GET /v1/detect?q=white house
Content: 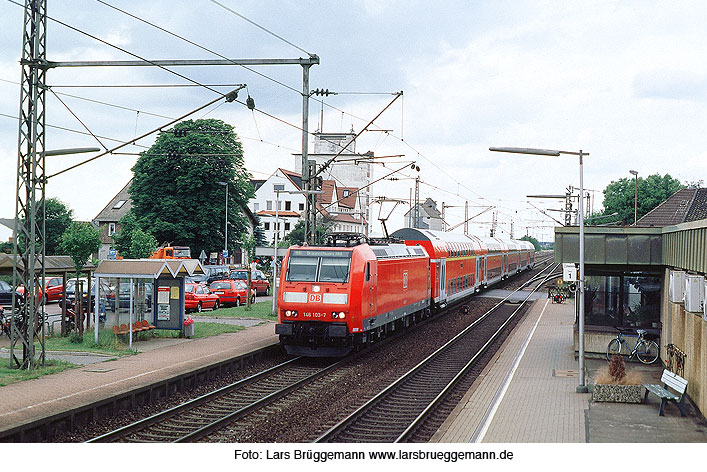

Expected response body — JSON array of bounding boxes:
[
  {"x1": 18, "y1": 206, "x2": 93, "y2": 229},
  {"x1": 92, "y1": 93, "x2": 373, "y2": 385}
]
[
  {"x1": 252, "y1": 168, "x2": 367, "y2": 244},
  {"x1": 252, "y1": 169, "x2": 306, "y2": 245}
]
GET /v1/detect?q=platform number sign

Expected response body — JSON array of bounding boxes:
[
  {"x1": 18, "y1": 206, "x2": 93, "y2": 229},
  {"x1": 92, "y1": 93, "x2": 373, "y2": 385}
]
[{"x1": 403, "y1": 271, "x2": 408, "y2": 289}]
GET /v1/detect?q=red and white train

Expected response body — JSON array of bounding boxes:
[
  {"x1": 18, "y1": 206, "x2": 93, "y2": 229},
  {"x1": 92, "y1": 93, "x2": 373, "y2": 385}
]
[{"x1": 275, "y1": 228, "x2": 535, "y2": 356}]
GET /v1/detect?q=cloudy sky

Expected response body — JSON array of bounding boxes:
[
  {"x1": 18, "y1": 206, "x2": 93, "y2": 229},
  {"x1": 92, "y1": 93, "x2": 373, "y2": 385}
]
[{"x1": 1, "y1": 0, "x2": 706, "y2": 243}]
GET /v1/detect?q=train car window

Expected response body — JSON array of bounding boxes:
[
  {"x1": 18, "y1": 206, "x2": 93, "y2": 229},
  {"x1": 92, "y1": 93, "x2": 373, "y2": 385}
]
[
  {"x1": 287, "y1": 254, "x2": 319, "y2": 281},
  {"x1": 320, "y1": 256, "x2": 351, "y2": 283},
  {"x1": 365, "y1": 262, "x2": 370, "y2": 282}
]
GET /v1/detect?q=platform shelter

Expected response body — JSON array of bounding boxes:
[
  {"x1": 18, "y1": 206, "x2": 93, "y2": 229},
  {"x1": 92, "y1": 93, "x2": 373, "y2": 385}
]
[{"x1": 92, "y1": 259, "x2": 205, "y2": 348}]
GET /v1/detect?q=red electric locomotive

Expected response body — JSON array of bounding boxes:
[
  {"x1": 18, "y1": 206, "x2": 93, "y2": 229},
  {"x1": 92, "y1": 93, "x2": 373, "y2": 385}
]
[
  {"x1": 276, "y1": 237, "x2": 430, "y2": 356},
  {"x1": 276, "y1": 230, "x2": 535, "y2": 357}
]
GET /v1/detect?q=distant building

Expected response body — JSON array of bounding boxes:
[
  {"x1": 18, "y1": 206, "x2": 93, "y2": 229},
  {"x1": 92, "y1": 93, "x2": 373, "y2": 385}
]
[
  {"x1": 93, "y1": 180, "x2": 132, "y2": 260},
  {"x1": 404, "y1": 198, "x2": 443, "y2": 231},
  {"x1": 94, "y1": 180, "x2": 256, "y2": 263},
  {"x1": 293, "y1": 131, "x2": 371, "y2": 235},
  {"x1": 635, "y1": 188, "x2": 707, "y2": 227},
  {"x1": 251, "y1": 168, "x2": 367, "y2": 244}
]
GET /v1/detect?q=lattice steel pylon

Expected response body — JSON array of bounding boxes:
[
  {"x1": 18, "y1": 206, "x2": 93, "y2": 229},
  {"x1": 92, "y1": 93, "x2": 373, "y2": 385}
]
[{"x1": 11, "y1": 0, "x2": 48, "y2": 369}]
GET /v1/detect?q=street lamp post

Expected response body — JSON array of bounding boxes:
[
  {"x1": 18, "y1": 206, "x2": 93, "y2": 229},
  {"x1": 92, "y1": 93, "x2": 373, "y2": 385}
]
[
  {"x1": 218, "y1": 181, "x2": 229, "y2": 263},
  {"x1": 629, "y1": 170, "x2": 638, "y2": 225},
  {"x1": 490, "y1": 146, "x2": 589, "y2": 393}
]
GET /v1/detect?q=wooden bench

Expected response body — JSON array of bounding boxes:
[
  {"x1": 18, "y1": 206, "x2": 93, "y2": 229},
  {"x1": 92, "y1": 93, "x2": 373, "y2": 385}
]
[{"x1": 643, "y1": 369, "x2": 688, "y2": 416}]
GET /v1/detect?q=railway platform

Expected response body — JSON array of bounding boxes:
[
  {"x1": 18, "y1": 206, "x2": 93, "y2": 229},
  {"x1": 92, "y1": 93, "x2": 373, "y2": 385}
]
[
  {"x1": 434, "y1": 295, "x2": 707, "y2": 443},
  {"x1": 1, "y1": 296, "x2": 706, "y2": 443},
  {"x1": 0, "y1": 320, "x2": 279, "y2": 440}
]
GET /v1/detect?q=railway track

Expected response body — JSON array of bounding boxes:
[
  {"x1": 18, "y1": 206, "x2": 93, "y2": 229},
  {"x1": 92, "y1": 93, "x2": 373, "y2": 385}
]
[
  {"x1": 315, "y1": 261, "x2": 559, "y2": 443},
  {"x1": 86, "y1": 356, "x2": 344, "y2": 443},
  {"x1": 88, "y1": 257, "x2": 557, "y2": 443}
]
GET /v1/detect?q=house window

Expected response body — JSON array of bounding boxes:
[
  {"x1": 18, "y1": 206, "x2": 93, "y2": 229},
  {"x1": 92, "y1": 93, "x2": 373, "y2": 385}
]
[
  {"x1": 299, "y1": 203, "x2": 305, "y2": 211},
  {"x1": 108, "y1": 223, "x2": 116, "y2": 236},
  {"x1": 285, "y1": 201, "x2": 291, "y2": 211},
  {"x1": 264, "y1": 222, "x2": 270, "y2": 230},
  {"x1": 285, "y1": 222, "x2": 291, "y2": 231},
  {"x1": 112, "y1": 200, "x2": 126, "y2": 209},
  {"x1": 253, "y1": 203, "x2": 260, "y2": 212},
  {"x1": 266, "y1": 200, "x2": 273, "y2": 210}
]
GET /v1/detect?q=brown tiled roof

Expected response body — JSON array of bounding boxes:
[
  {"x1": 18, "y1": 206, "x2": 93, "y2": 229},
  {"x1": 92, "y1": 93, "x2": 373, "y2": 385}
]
[
  {"x1": 635, "y1": 188, "x2": 702, "y2": 227},
  {"x1": 685, "y1": 188, "x2": 707, "y2": 222}
]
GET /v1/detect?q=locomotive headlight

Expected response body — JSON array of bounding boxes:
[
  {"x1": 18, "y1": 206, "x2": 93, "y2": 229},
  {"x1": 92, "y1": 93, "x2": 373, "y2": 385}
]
[
  {"x1": 285, "y1": 310, "x2": 292, "y2": 317},
  {"x1": 338, "y1": 312, "x2": 346, "y2": 319}
]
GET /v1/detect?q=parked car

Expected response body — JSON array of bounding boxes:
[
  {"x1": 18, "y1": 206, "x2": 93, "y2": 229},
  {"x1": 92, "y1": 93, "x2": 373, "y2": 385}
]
[
  {"x1": 184, "y1": 283, "x2": 219, "y2": 313},
  {"x1": 209, "y1": 279, "x2": 256, "y2": 307},
  {"x1": 59, "y1": 278, "x2": 115, "y2": 312},
  {"x1": 0, "y1": 280, "x2": 22, "y2": 307},
  {"x1": 228, "y1": 269, "x2": 270, "y2": 296},
  {"x1": 204, "y1": 265, "x2": 231, "y2": 284},
  {"x1": 118, "y1": 282, "x2": 153, "y2": 309},
  {"x1": 42, "y1": 276, "x2": 64, "y2": 302}
]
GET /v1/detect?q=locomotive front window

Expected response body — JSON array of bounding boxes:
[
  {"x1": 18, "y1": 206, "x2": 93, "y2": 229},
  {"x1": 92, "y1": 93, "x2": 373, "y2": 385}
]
[
  {"x1": 287, "y1": 255, "x2": 319, "y2": 281},
  {"x1": 319, "y1": 256, "x2": 351, "y2": 283},
  {"x1": 286, "y1": 250, "x2": 352, "y2": 283}
]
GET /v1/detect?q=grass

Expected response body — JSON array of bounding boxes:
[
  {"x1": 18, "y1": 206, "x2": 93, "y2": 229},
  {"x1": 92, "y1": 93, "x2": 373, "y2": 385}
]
[
  {"x1": 0, "y1": 300, "x2": 274, "y2": 385},
  {"x1": 0, "y1": 359, "x2": 75, "y2": 387},
  {"x1": 193, "y1": 299, "x2": 277, "y2": 321}
]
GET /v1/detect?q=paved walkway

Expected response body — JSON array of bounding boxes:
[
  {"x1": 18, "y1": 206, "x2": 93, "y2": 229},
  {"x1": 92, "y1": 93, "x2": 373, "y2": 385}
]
[
  {"x1": 433, "y1": 297, "x2": 707, "y2": 443},
  {"x1": 0, "y1": 321, "x2": 279, "y2": 436}
]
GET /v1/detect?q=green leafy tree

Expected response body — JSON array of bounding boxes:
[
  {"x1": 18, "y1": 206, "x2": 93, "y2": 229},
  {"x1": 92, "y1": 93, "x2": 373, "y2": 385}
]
[
  {"x1": 112, "y1": 211, "x2": 157, "y2": 258},
  {"x1": 129, "y1": 228, "x2": 158, "y2": 259},
  {"x1": 129, "y1": 119, "x2": 254, "y2": 258},
  {"x1": 60, "y1": 222, "x2": 101, "y2": 275},
  {"x1": 13, "y1": 198, "x2": 73, "y2": 255},
  {"x1": 520, "y1": 235, "x2": 541, "y2": 251},
  {"x1": 596, "y1": 173, "x2": 684, "y2": 225},
  {"x1": 281, "y1": 218, "x2": 334, "y2": 246},
  {"x1": 43, "y1": 198, "x2": 74, "y2": 255}
]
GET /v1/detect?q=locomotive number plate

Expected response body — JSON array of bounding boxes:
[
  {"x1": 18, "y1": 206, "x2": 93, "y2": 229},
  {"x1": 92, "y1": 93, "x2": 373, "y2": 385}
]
[{"x1": 303, "y1": 312, "x2": 326, "y2": 318}]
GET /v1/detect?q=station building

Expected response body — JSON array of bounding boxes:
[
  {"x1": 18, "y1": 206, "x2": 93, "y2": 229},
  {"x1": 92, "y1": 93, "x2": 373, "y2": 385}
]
[{"x1": 555, "y1": 188, "x2": 707, "y2": 414}]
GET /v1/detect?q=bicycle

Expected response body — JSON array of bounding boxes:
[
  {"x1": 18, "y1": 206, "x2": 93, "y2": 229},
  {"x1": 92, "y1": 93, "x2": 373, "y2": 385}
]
[{"x1": 606, "y1": 327, "x2": 659, "y2": 364}]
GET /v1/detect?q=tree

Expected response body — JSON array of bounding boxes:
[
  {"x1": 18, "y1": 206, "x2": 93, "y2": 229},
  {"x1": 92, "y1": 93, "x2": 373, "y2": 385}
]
[
  {"x1": 60, "y1": 222, "x2": 100, "y2": 275},
  {"x1": 129, "y1": 119, "x2": 254, "y2": 258},
  {"x1": 13, "y1": 198, "x2": 73, "y2": 255},
  {"x1": 60, "y1": 222, "x2": 100, "y2": 337},
  {"x1": 281, "y1": 217, "x2": 334, "y2": 246},
  {"x1": 112, "y1": 211, "x2": 157, "y2": 258},
  {"x1": 43, "y1": 198, "x2": 74, "y2": 255},
  {"x1": 520, "y1": 235, "x2": 540, "y2": 251},
  {"x1": 129, "y1": 228, "x2": 158, "y2": 259},
  {"x1": 596, "y1": 173, "x2": 683, "y2": 225}
]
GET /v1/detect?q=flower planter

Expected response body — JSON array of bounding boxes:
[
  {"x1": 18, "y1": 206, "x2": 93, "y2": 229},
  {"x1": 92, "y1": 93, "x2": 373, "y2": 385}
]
[{"x1": 592, "y1": 383, "x2": 644, "y2": 403}]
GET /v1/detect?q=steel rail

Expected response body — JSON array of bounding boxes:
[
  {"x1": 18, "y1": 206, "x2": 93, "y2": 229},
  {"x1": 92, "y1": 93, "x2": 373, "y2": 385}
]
[
  {"x1": 394, "y1": 263, "x2": 560, "y2": 442},
  {"x1": 86, "y1": 356, "x2": 324, "y2": 443},
  {"x1": 315, "y1": 261, "x2": 559, "y2": 443}
]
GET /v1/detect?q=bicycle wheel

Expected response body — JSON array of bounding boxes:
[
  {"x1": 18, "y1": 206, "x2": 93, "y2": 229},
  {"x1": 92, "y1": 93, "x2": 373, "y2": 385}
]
[
  {"x1": 636, "y1": 340, "x2": 659, "y2": 364},
  {"x1": 606, "y1": 338, "x2": 622, "y2": 361}
]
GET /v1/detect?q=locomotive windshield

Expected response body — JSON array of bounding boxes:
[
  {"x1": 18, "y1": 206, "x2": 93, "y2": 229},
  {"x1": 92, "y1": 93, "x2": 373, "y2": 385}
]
[{"x1": 287, "y1": 250, "x2": 352, "y2": 283}]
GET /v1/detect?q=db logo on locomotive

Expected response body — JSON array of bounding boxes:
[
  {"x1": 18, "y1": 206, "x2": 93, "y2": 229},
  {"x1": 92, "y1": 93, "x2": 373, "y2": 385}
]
[{"x1": 308, "y1": 293, "x2": 322, "y2": 303}]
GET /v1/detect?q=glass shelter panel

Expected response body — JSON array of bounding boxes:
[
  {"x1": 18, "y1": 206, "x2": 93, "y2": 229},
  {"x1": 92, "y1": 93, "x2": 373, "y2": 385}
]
[{"x1": 584, "y1": 271, "x2": 661, "y2": 329}]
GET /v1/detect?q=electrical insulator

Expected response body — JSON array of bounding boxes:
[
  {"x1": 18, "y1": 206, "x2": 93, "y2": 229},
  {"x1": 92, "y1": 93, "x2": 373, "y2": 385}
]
[{"x1": 246, "y1": 96, "x2": 255, "y2": 110}]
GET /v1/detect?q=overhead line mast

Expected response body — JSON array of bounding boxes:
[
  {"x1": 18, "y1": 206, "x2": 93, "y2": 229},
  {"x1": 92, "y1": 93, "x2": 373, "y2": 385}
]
[{"x1": 11, "y1": 0, "x2": 319, "y2": 368}]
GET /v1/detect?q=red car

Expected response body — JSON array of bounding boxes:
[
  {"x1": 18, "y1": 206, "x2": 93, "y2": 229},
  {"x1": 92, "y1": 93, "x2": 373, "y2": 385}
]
[
  {"x1": 42, "y1": 277, "x2": 64, "y2": 302},
  {"x1": 209, "y1": 280, "x2": 256, "y2": 307},
  {"x1": 184, "y1": 283, "x2": 220, "y2": 313}
]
